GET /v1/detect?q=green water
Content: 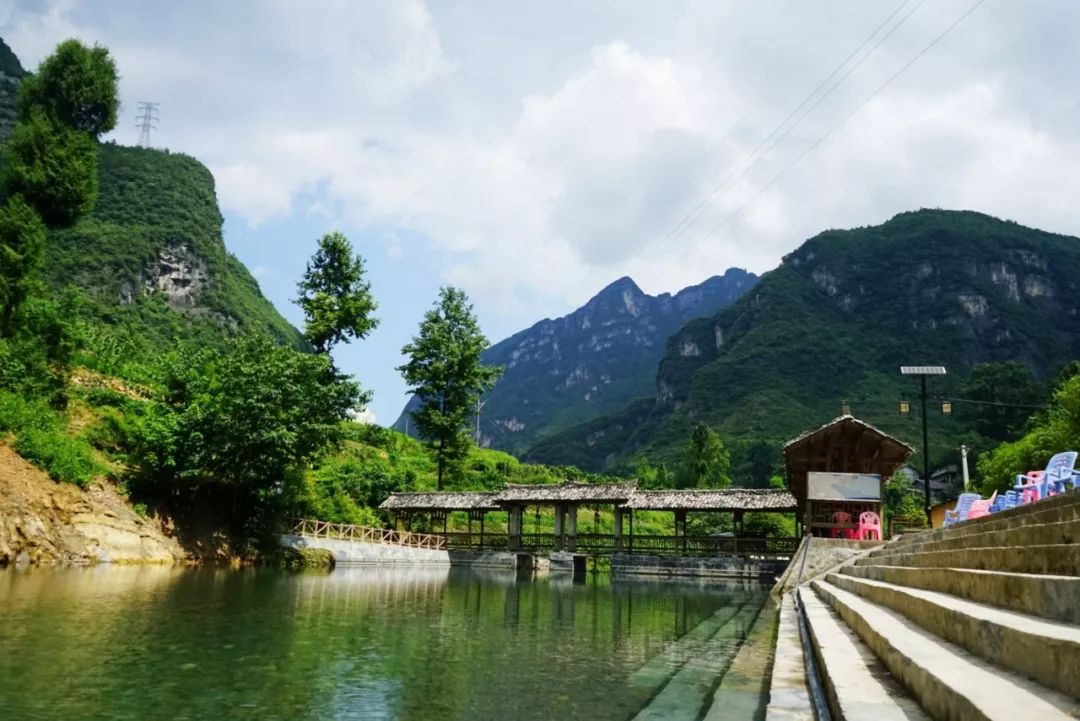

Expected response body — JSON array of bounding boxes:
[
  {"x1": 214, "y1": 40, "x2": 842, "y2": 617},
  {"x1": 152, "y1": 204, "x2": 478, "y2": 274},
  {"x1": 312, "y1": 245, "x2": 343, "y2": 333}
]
[{"x1": 0, "y1": 566, "x2": 768, "y2": 721}]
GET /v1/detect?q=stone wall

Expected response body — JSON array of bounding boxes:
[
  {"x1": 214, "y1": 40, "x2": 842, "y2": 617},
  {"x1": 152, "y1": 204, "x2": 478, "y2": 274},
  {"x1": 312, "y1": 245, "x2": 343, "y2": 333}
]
[{"x1": 611, "y1": 552, "x2": 787, "y2": 579}]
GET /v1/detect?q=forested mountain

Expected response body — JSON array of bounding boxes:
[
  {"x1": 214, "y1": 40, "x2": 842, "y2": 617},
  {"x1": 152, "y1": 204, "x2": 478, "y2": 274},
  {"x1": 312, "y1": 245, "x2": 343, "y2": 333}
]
[
  {"x1": 0, "y1": 38, "x2": 301, "y2": 357},
  {"x1": 528, "y1": 210, "x2": 1080, "y2": 471},
  {"x1": 393, "y1": 269, "x2": 757, "y2": 454}
]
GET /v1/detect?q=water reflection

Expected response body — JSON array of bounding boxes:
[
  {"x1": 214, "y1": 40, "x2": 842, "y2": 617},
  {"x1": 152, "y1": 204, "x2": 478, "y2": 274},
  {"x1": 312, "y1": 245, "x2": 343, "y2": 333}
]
[{"x1": 0, "y1": 566, "x2": 768, "y2": 721}]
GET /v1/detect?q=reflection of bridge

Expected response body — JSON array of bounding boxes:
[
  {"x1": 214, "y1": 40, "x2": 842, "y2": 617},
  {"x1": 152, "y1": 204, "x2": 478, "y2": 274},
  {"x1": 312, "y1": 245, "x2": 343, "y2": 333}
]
[{"x1": 377, "y1": 483, "x2": 801, "y2": 558}]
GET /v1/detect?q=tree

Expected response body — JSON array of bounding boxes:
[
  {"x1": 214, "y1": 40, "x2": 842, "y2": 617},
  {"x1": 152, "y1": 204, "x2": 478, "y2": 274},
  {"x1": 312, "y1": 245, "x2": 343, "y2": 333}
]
[
  {"x1": 16, "y1": 39, "x2": 119, "y2": 137},
  {"x1": 677, "y1": 422, "x2": 732, "y2": 489},
  {"x1": 128, "y1": 335, "x2": 365, "y2": 527},
  {"x1": 398, "y1": 287, "x2": 502, "y2": 489},
  {"x1": 295, "y1": 231, "x2": 378, "y2": 353},
  {"x1": 0, "y1": 195, "x2": 47, "y2": 336},
  {"x1": 1, "y1": 110, "x2": 98, "y2": 228},
  {"x1": 0, "y1": 39, "x2": 117, "y2": 337}
]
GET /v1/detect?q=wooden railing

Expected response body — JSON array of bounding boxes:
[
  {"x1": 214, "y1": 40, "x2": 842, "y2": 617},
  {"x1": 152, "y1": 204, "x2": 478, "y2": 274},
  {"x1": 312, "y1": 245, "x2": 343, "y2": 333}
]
[
  {"x1": 291, "y1": 519, "x2": 446, "y2": 550},
  {"x1": 433, "y1": 529, "x2": 799, "y2": 557}
]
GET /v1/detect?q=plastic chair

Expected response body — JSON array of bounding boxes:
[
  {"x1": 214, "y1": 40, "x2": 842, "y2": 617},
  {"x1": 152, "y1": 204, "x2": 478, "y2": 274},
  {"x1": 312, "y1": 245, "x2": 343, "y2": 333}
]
[
  {"x1": 856, "y1": 511, "x2": 882, "y2": 541},
  {"x1": 1015, "y1": 451, "x2": 1080, "y2": 501},
  {"x1": 966, "y1": 491, "x2": 997, "y2": 520},
  {"x1": 1015, "y1": 472, "x2": 1044, "y2": 504},
  {"x1": 943, "y1": 493, "x2": 980, "y2": 527},
  {"x1": 830, "y1": 511, "x2": 853, "y2": 539}
]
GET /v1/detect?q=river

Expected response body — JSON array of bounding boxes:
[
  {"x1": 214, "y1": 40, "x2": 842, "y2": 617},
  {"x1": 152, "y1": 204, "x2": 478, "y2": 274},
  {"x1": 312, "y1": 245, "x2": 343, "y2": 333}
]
[{"x1": 0, "y1": 566, "x2": 770, "y2": 720}]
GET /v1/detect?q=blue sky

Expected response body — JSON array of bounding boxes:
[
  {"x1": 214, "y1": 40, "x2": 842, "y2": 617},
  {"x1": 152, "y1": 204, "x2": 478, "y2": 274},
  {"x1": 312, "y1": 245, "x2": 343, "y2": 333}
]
[{"x1": 4, "y1": 0, "x2": 1080, "y2": 424}]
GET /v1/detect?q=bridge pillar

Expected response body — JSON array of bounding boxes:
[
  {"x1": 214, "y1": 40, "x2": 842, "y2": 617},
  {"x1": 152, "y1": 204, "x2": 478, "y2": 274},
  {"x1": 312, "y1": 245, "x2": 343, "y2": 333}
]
[
  {"x1": 675, "y1": 509, "x2": 687, "y2": 554},
  {"x1": 614, "y1": 506, "x2": 624, "y2": 551},
  {"x1": 566, "y1": 505, "x2": 578, "y2": 552},
  {"x1": 553, "y1": 504, "x2": 565, "y2": 550},
  {"x1": 509, "y1": 506, "x2": 523, "y2": 550}
]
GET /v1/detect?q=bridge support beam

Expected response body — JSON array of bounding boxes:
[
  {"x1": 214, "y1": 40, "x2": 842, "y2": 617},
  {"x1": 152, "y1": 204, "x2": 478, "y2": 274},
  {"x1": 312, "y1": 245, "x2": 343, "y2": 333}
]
[
  {"x1": 566, "y1": 505, "x2": 577, "y2": 552},
  {"x1": 614, "y1": 506, "x2": 624, "y2": 551},
  {"x1": 554, "y1": 504, "x2": 565, "y2": 550},
  {"x1": 508, "y1": 506, "x2": 523, "y2": 550}
]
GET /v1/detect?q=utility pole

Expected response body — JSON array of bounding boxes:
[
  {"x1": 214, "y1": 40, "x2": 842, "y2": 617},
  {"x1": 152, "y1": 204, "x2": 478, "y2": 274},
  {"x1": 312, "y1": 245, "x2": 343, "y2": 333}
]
[
  {"x1": 474, "y1": 398, "x2": 486, "y2": 445},
  {"x1": 900, "y1": 366, "x2": 947, "y2": 524},
  {"x1": 960, "y1": 444, "x2": 970, "y2": 492},
  {"x1": 135, "y1": 101, "x2": 160, "y2": 147}
]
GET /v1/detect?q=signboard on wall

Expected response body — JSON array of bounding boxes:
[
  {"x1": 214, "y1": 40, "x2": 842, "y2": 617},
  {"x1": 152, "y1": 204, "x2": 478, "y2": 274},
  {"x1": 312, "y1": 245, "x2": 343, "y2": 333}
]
[{"x1": 807, "y1": 472, "x2": 881, "y2": 501}]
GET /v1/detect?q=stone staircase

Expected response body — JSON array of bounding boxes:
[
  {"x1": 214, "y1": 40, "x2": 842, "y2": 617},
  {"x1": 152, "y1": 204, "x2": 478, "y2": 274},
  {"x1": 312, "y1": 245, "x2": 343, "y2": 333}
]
[{"x1": 797, "y1": 490, "x2": 1080, "y2": 720}]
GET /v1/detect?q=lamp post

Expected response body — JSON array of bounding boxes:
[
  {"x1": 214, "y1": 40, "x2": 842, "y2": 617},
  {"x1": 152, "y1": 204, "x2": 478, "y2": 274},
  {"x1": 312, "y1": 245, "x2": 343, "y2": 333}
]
[{"x1": 900, "y1": 366, "x2": 947, "y2": 523}]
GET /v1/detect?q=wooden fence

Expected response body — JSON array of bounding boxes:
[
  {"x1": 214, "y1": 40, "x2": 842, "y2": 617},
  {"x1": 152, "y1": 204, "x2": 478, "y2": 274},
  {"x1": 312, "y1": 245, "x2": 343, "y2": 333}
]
[{"x1": 291, "y1": 519, "x2": 446, "y2": 550}]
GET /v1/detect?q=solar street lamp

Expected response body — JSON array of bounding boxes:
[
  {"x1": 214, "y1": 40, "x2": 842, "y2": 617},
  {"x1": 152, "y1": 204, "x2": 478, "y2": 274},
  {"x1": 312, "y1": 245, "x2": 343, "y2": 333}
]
[{"x1": 901, "y1": 366, "x2": 947, "y2": 523}]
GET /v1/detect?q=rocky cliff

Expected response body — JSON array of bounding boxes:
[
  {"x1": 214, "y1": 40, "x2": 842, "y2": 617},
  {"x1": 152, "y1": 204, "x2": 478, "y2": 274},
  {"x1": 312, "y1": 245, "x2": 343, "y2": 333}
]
[{"x1": 528, "y1": 209, "x2": 1080, "y2": 471}]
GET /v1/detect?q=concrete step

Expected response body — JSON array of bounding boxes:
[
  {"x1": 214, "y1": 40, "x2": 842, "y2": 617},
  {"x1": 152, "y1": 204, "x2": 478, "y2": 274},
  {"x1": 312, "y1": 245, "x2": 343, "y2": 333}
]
[
  {"x1": 629, "y1": 598, "x2": 748, "y2": 690},
  {"x1": 704, "y1": 597, "x2": 779, "y2": 721},
  {"x1": 826, "y1": 572, "x2": 1080, "y2": 700},
  {"x1": 801, "y1": 587, "x2": 931, "y2": 720},
  {"x1": 856, "y1": 543, "x2": 1080, "y2": 575},
  {"x1": 884, "y1": 519, "x2": 1080, "y2": 557},
  {"x1": 764, "y1": 594, "x2": 813, "y2": 721},
  {"x1": 885, "y1": 491, "x2": 1080, "y2": 551},
  {"x1": 811, "y1": 579, "x2": 1079, "y2": 720},
  {"x1": 841, "y1": 564, "x2": 1080, "y2": 625},
  {"x1": 633, "y1": 601, "x2": 762, "y2": 721}
]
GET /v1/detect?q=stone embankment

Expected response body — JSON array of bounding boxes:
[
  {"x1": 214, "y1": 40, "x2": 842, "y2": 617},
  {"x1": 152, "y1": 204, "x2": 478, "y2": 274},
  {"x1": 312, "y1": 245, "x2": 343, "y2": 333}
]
[
  {"x1": 0, "y1": 444, "x2": 183, "y2": 566},
  {"x1": 769, "y1": 490, "x2": 1080, "y2": 720}
]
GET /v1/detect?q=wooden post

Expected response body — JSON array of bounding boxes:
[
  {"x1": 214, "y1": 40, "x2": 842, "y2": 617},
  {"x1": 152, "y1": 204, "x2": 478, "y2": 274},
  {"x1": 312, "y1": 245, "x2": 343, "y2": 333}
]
[
  {"x1": 554, "y1": 503, "x2": 565, "y2": 551},
  {"x1": 613, "y1": 506, "x2": 623, "y2": 552},
  {"x1": 675, "y1": 509, "x2": 687, "y2": 555},
  {"x1": 628, "y1": 510, "x2": 634, "y2": 553},
  {"x1": 566, "y1": 504, "x2": 577, "y2": 552},
  {"x1": 479, "y1": 513, "x2": 485, "y2": 550}
]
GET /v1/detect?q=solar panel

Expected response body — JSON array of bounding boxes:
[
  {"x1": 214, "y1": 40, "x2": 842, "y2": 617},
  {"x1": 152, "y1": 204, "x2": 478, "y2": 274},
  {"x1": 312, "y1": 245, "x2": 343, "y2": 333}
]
[{"x1": 900, "y1": 366, "x2": 947, "y2": 375}]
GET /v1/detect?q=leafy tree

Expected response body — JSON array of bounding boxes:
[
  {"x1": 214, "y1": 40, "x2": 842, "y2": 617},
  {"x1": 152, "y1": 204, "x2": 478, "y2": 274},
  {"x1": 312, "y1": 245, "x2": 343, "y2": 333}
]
[
  {"x1": 677, "y1": 422, "x2": 731, "y2": 489},
  {"x1": 16, "y1": 39, "x2": 119, "y2": 137},
  {"x1": 398, "y1": 287, "x2": 502, "y2": 489},
  {"x1": 730, "y1": 438, "x2": 781, "y2": 488},
  {"x1": 960, "y1": 362, "x2": 1047, "y2": 442},
  {"x1": 295, "y1": 231, "x2": 378, "y2": 353},
  {"x1": 0, "y1": 195, "x2": 46, "y2": 335},
  {"x1": 128, "y1": 336, "x2": 364, "y2": 526}
]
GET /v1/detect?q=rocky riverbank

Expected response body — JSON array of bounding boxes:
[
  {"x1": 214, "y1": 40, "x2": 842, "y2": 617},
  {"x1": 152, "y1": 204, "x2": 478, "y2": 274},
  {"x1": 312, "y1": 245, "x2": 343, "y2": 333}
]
[{"x1": 0, "y1": 444, "x2": 184, "y2": 566}]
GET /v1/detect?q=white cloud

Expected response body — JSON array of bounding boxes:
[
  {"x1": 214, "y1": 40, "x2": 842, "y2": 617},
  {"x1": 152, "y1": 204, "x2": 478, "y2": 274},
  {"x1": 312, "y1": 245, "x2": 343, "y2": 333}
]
[{"x1": 4, "y1": 0, "x2": 1080, "y2": 314}]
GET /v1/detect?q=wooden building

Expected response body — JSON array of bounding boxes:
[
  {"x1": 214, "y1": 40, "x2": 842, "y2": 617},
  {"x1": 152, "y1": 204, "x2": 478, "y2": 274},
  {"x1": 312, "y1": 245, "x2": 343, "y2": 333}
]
[{"x1": 783, "y1": 415, "x2": 914, "y2": 537}]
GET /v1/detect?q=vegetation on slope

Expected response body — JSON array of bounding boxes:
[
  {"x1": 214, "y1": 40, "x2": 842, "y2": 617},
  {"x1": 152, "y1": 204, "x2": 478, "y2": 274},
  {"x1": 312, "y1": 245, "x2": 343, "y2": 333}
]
[{"x1": 531, "y1": 210, "x2": 1080, "y2": 478}]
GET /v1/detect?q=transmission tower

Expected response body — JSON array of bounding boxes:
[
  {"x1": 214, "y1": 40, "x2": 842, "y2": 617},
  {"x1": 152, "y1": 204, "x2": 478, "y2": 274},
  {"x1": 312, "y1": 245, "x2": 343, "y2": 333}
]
[{"x1": 135, "y1": 101, "x2": 160, "y2": 147}]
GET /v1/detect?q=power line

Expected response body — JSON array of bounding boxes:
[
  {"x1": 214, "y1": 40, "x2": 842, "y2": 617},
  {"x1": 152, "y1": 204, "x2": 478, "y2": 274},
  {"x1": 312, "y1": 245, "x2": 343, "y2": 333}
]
[
  {"x1": 645, "y1": 0, "x2": 922, "y2": 260},
  {"x1": 674, "y1": 0, "x2": 987, "y2": 264},
  {"x1": 135, "y1": 101, "x2": 160, "y2": 147},
  {"x1": 935, "y1": 395, "x2": 1048, "y2": 411}
]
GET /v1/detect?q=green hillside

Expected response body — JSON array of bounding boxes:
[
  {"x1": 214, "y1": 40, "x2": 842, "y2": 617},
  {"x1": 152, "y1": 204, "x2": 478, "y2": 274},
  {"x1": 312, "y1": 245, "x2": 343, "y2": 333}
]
[
  {"x1": 528, "y1": 209, "x2": 1080, "y2": 472},
  {"x1": 45, "y1": 142, "x2": 303, "y2": 354}
]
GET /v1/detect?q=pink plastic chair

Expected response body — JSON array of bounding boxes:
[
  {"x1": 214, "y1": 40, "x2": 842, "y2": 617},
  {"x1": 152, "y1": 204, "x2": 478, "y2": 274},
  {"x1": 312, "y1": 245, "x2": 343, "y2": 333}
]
[
  {"x1": 857, "y1": 511, "x2": 882, "y2": 541},
  {"x1": 1017, "y1": 472, "x2": 1044, "y2": 504},
  {"x1": 966, "y1": 491, "x2": 998, "y2": 520},
  {"x1": 831, "y1": 511, "x2": 854, "y2": 539}
]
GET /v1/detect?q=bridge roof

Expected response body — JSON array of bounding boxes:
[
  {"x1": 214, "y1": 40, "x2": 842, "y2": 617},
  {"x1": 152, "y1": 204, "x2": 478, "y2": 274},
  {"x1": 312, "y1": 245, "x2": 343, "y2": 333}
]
[
  {"x1": 623, "y1": 487, "x2": 798, "y2": 511},
  {"x1": 379, "y1": 492, "x2": 500, "y2": 511},
  {"x1": 492, "y1": 482, "x2": 637, "y2": 504}
]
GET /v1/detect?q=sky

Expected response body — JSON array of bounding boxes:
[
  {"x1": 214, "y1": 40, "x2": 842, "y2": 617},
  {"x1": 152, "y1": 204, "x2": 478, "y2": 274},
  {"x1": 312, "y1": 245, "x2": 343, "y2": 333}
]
[{"x1": 2, "y1": 0, "x2": 1079, "y2": 425}]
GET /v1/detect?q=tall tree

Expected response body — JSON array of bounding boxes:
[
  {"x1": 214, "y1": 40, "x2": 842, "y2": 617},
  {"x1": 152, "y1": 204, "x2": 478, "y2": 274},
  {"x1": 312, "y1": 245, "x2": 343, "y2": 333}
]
[
  {"x1": 295, "y1": 231, "x2": 378, "y2": 354},
  {"x1": 398, "y1": 287, "x2": 502, "y2": 489},
  {"x1": 677, "y1": 422, "x2": 732, "y2": 489},
  {"x1": 0, "y1": 38, "x2": 117, "y2": 336}
]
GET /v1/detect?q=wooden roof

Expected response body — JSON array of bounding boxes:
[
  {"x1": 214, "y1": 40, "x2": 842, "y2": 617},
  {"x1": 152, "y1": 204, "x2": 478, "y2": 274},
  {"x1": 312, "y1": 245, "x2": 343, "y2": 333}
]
[
  {"x1": 492, "y1": 482, "x2": 637, "y2": 504},
  {"x1": 783, "y1": 415, "x2": 914, "y2": 514},
  {"x1": 623, "y1": 488, "x2": 798, "y2": 511},
  {"x1": 379, "y1": 492, "x2": 500, "y2": 511}
]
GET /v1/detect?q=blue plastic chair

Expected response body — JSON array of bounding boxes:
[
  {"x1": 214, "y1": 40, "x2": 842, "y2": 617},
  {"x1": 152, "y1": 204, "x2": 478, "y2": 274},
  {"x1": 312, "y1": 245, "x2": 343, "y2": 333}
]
[
  {"x1": 1015, "y1": 451, "x2": 1079, "y2": 500},
  {"x1": 943, "y1": 493, "x2": 980, "y2": 527}
]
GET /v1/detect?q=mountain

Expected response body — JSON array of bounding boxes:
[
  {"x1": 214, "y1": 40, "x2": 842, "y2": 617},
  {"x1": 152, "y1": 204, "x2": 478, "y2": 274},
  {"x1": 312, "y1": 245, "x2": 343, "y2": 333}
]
[
  {"x1": 0, "y1": 38, "x2": 301, "y2": 354},
  {"x1": 528, "y1": 209, "x2": 1080, "y2": 471},
  {"x1": 393, "y1": 269, "x2": 758, "y2": 454}
]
